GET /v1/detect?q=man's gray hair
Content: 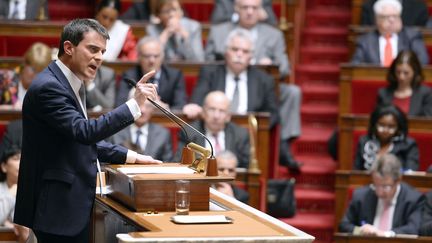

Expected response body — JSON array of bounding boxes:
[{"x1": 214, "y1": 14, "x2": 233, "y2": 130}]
[
  {"x1": 216, "y1": 150, "x2": 238, "y2": 166},
  {"x1": 373, "y1": 0, "x2": 402, "y2": 15},
  {"x1": 136, "y1": 36, "x2": 164, "y2": 57},
  {"x1": 371, "y1": 153, "x2": 402, "y2": 181},
  {"x1": 224, "y1": 28, "x2": 255, "y2": 53}
]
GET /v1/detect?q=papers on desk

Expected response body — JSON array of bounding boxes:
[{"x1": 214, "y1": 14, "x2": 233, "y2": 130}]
[
  {"x1": 171, "y1": 215, "x2": 233, "y2": 224},
  {"x1": 118, "y1": 166, "x2": 195, "y2": 175}
]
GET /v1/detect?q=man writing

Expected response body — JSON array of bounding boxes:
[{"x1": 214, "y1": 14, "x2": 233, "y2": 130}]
[{"x1": 14, "y1": 19, "x2": 161, "y2": 243}]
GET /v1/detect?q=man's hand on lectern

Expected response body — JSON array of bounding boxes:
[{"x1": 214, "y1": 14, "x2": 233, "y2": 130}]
[{"x1": 135, "y1": 154, "x2": 162, "y2": 164}]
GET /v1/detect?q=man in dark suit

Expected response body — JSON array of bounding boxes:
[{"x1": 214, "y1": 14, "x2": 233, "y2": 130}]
[
  {"x1": 177, "y1": 91, "x2": 250, "y2": 169},
  {"x1": 351, "y1": 0, "x2": 429, "y2": 65},
  {"x1": 214, "y1": 150, "x2": 249, "y2": 204},
  {"x1": 0, "y1": 0, "x2": 49, "y2": 20},
  {"x1": 361, "y1": 0, "x2": 428, "y2": 27},
  {"x1": 115, "y1": 36, "x2": 187, "y2": 110},
  {"x1": 13, "y1": 19, "x2": 161, "y2": 243},
  {"x1": 339, "y1": 154, "x2": 424, "y2": 237},
  {"x1": 108, "y1": 99, "x2": 173, "y2": 162},
  {"x1": 119, "y1": 0, "x2": 151, "y2": 21}
]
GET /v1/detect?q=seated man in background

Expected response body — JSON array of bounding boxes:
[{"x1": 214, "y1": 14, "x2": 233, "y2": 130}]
[
  {"x1": 0, "y1": 0, "x2": 49, "y2": 20},
  {"x1": 339, "y1": 153, "x2": 424, "y2": 237},
  {"x1": 351, "y1": 0, "x2": 429, "y2": 66},
  {"x1": 177, "y1": 91, "x2": 250, "y2": 169},
  {"x1": 0, "y1": 42, "x2": 52, "y2": 109},
  {"x1": 211, "y1": 0, "x2": 277, "y2": 26},
  {"x1": 360, "y1": 0, "x2": 428, "y2": 26},
  {"x1": 108, "y1": 99, "x2": 173, "y2": 162},
  {"x1": 85, "y1": 65, "x2": 116, "y2": 111},
  {"x1": 420, "y1": 190, "x2": 432, "y2": 236},
  {"x1": 115, "y1": 36, "x2": 187, "y2": 110},
  {"x1": 214, "y1": 150, "x2": 249, "y2": 204}
]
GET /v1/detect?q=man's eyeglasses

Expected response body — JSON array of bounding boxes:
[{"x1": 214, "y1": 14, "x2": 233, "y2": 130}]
[
  {"x1": 369, "y1": 183, "x2": 395, "y2": 192},
  {"x1": 218, "y1": 167, "x2": 236, "y2": 173}
]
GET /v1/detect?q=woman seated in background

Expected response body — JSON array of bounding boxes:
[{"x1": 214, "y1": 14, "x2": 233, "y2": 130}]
[
  {"x1": 0, "y1": 146, "x2": 32, "y2": 243},
  {"x1": 95, "y1": 0, "x2": 137, "y2": 61},
  {"x1": 145, "y1": 0, "x2": 204, "y2": 61},
  {"x1": 377, "y1": 50, "x2": 432, "y2": 116},
  {"x1": 0, "y1": 42, "x2": 51, "y2": 109},
  {"x1": 354, "y1": 104, "x2": 419, "y2": 171}
]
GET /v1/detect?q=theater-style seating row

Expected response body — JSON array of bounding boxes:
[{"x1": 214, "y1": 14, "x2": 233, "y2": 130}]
[
  {"x1": 339, "y1": 64, "x2": 432, "y2": 115},
  {"x1": 338, "y1": 114, "x2": 432, "y2": 171}
]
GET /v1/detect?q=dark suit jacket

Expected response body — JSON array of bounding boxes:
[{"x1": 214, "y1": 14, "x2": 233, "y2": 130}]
[
  {"x1": 108, "y1": 123, "x2": 173, "y2": 162},
  {"x1": 0, "y1": 119, "x2": 22, "y2": 159},
  {"x1": 339, "y1": 182, "x2": 425, "y2": 234},
  {"x1": 354, "y1": 135, "x2": 419, "y2": 171},
  {"x1": 420, "y1": 191, "x2": 432, "y2": 236},
  {"x1": 0, "y1": 0, "x2": 49, "y2": 20},
  {"x1": 115, "y1": 64, "x2": 187, "y2": 110},
  {"x1": 360, "y1": 0, "x2": 428, "y2": 27},
  {"x1": 351, "y1": 28, "x2": 429, "y2": 65},
  {"x1": 190, "y1": 65, "x2": 279, "y2": 127},
  {"x1": 119, "y1": 0, "x2": 151, "y2": 21},
  {"x1": 175, "y1": 120, "x2": 250, "y2": 169},
  {"x1": 14, "y1": 62, "x2": 135, "y2": 236},
  {"x1": 377, "y1": 85, "x2": 432, "y2": 116},
  {"x1": 210, "y1": 0, "x2": 277, "y2": 25},
  {"x1": 232, "y1": 184, "x2": 249, "y2": 204}
]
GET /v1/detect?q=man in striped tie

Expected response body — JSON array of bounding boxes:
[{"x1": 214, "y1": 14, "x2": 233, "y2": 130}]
[{"x1": 339, "y1": 154, "x2": 425, "y2": 237}]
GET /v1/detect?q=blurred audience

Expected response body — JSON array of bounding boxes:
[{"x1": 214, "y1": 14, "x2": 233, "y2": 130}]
[
  {"x1": 95, "y1": 0, "x2": 137, "y2": 61},
  {"x1": 0, "y1": 119, "x2": 21, "y2": 161},
  {"x1": 360, "y1": 0, "x2": 428, "y2": 27},
  {"x1": 351, "y1": 0, "x2": 429, "y2": 66},
  {"x1": 186, "y1": 28, "x2": 302, "y2": 173},
  {"x1": 120, "y1": 0, "x2": 152, "y2": 21},
  {"x1": 354, "y1": 104, "x2": 419, "y2": 171},
  {"x1": 176, "y1": 91, "x2": 250, "y2": 169},
  {"x1": 85, "y1": 65, "x2": 116, "y2": 111},
  {"x1": 0, "y1": 146, "x2": 32, "y2": 243},
  {"x1": 108, "y1": 99, "x2": 173, "y2": 162},
  {"x1": 0, "y1": 42, "x2": 51, "y2": 109},
  {"x1": 205, "y1": 0, "x2": 290, "y2": 77},
  {"x1": 145, "y1": 0, "x2": 204, "y2": 61},
  {"x1": 115, "y1": 37, "x2": 187, "y2": 110},
  {"x1": 211, "y1": 0, "x2": 277, "y2": 26},
  {"x1": 420, "y1": 190, "x2": 432, "y2": 236},
  {"x1": 0, "y1": 0, "x2": 49, "y2": 20},
  {"x1": 214, "y1": 150, "x2": 249, "y2": 204},
  {"x1": 339, "y1": 153, "x2": 425, "y2": 236},
  {"x1": 377, "y1": 50, "x2": 432, "y2": 116}
]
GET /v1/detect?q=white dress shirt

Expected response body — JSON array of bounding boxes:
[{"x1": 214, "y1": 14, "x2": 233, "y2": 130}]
[
  {"x1": 130, "y1": 123, "x2": 149, "y2": 151},
  {"x1": 205, "y1": 130, "x2": 225, "y2": 155},
  {"x1": 8, "y1": 0, "x2": 26, "y2": 19},
  {"x1": 379, "y1": 33, "x2": 398, "y2": 66},
  {"x1": 373, "y1": 184, "x2": 401, "y2": 232},
  {"x1": 225, "y1": 70, "x2": 248, "y2": 114}
]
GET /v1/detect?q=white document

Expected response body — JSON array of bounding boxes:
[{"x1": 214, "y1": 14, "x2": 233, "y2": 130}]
[{"x1": 118, "y1": 166, "x2": 195, "y2": 174}]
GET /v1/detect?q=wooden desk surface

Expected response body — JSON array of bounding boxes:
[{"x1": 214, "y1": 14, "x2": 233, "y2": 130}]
[
  {"x1": 95, "y1": 189, "x2": 314, "y2": 242},
  {"x1": 335, "y1": 232, "x2": 432, "y2": 243}
]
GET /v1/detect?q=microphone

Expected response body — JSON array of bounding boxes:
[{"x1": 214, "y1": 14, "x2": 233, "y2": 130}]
[{"x1": 124, "y1": 77, "x2": 215, "y2": 158}]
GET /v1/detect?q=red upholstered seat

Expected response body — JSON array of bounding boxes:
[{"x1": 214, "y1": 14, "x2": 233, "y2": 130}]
[
  {"x1": 350, "y1": 80, "x2": 385, "y2": 114},
  {"x1": 0, "y1": 36, "x2": 59, "y2": 56}
]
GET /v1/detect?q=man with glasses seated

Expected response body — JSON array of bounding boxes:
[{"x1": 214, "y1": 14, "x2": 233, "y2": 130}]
[
  {"x1": 339, "y1": 153, "x2": 425, "y2": 237},
  {"x1": 214, "y1": 150, "x2": 249, "y2": 204}
]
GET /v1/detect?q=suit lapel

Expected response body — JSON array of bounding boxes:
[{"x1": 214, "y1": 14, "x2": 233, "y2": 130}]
[
  {"x1": 216, "y1": 66, "x2": 227, "y2": 91},
  {"x1": 144, "y1": 123, "x2": 154, "y2": 154},
  {"x1": 372, "y1": 31, "x2": 381, "y2": 64},
  {"x1": 224, "y1": 123, "x2": 234, "y2": 151},
  {"x1": 364, "y1": 190, "x2": 378, "y2": 224},
  {"x1": 48, "y1": 62, "x2": 85, "y2": 116},
  {"x1": 246, "y1": 68, "x2": 256, "y2": 111}
]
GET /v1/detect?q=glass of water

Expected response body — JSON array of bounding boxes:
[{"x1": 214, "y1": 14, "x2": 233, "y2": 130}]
[{"x1": 175, "y1": 180, "x2": 190, "y2": 215}]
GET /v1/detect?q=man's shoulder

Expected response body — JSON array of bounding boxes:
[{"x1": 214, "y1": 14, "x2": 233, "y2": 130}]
[
  {"x1": 210, "y1": 21, "x2": 235, "y2": 32},
  {"x1": 257, "y1": 23, "x2": 282, "y2": 35}
]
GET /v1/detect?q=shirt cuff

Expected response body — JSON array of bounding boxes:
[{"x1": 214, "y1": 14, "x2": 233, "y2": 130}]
[
  {"x1": 383, "y1": 231, "x2": 396, "y2": 238},
  {"x1": 126, "y1": 98, "x2": 142, "y2": 120},
  {"x1": 86, "y1": 82, "x2": 96, "y2": 91},
  {"x1": 125, "y1": 150, "x2": 137, "y2": 164}
]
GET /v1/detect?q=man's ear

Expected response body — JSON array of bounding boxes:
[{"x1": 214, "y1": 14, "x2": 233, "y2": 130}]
[{"x1": 63, "y1": 41, "x2": 74, "y2": 56}]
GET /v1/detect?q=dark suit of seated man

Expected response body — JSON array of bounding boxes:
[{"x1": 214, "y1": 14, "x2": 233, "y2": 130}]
[
  {"x1": 420, "y1": 191, "x2": 432, "y2": 236},
  {"x1": 176, "y1": 91, "x2": 250, "y2": 169},
  {"x1": 13, "y1": 19, "x2": 161, "y2": 243},
  {"x1": 339, "y1": 154, "x2": 425, "y2": 237},
  {"x1": 214, "y1": 150, "x2": 249, "y2": 204}
]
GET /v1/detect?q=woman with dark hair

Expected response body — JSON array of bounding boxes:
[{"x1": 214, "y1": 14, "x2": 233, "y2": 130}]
[
  {"x1": 0, "y1": 146, "x2": 31, "y2": 243},
  {"x1": 377, "y1": 50, "x2": 432, "y2": 116},
  {"x1": 354, "y1": 104, "x2": 419, "y2": 171},
  {"x1": 95, "y1": 0, "x2": 137, "y2": 61},
  {"x1": 145, "y1": 0, "x2": 204, "y2": 61}
]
